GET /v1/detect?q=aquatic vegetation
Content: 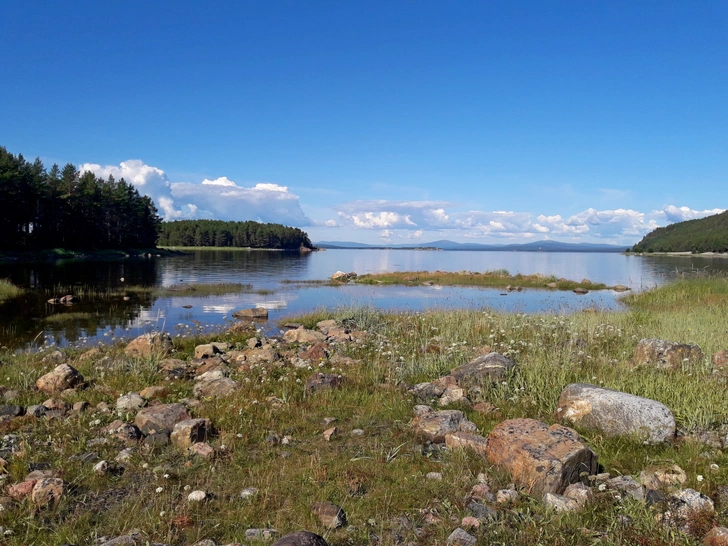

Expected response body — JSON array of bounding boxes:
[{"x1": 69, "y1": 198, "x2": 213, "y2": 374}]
[{"x1": 0, "y1": 279, "x2": 23, "y2": 301}]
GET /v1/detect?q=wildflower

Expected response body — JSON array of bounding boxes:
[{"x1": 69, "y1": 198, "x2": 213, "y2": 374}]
[
  {"x1": 598, "y1": 483, "x2": 607, "y2": 491},
  {"x1": 155, "y1": 486, "x2": 163, "y2": 493},
  {"x1": 697, "y1": 475, "x2": 704, "y2": 482}
]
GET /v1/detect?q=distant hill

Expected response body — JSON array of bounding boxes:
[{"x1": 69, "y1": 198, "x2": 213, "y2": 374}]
[
  {"x1": 632, "y1": 210, "x2": 728, "y2": 253},
  {"x1": 316, "y1": 239, "x2": 624, "y2": 252}
]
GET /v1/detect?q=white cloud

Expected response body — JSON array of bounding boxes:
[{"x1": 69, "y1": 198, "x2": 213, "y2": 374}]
[
  {"x1": 79, "y1": 160, "x2": 311, "y2": 226},
  {"x1": 657, "y1": 205, "x2": 725, "y2": 223},
  {"x1": 332, "y1": 199, "x2": 721, "y2": 244}
]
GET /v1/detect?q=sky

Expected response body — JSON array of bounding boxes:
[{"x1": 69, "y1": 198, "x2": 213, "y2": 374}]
[{"x1": 1, "y1": 1, "x2": 726, "y2": 246}]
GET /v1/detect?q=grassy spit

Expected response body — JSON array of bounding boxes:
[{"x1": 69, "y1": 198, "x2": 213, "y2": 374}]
[
  {"x1": 353, "y1": 269, "x2": 612, "y2": 290},
  {"x1": 0, "y1": 279, "x2": 727, "y2": 544}
]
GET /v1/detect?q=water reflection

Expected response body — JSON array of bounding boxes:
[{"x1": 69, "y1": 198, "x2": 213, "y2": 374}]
[{"x1": 0, "y1": 250, "x2": 726, "y2": 348}]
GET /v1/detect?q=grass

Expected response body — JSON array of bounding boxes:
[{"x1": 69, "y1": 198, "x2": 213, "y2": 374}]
[
  {"x1": 0, "y1": 279, "x2": 24, "y2": 301},
  {"x1": 44, "y1": 282, "x2": 268, "y2": 300},
  {"x1": 1, "y1": 278, "x2": 728, "y2": 544},
  {"x1": 353, "y1": 269, "x2": 612, "y2": 290}
]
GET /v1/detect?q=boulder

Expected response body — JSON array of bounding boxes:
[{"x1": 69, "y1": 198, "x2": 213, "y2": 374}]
[
  {"x1": 170, "y1": 418, "x2": 212, "y2": 449},
  {"x1": 543, "y1": 492, "x2": 579, "y2": 512},
  {"x1": 134, "y1": 403, "x2": 191, "y2": 435},
  {"x1": 410, "y1": 408, "x2": 478, "y2": 443},
  {"x1": 555, "y1": 383, "x2": 675, "y2": 444},
  {"x1": 447, "y1": 352, "x2": 516, "y2": 387},
  {"x1": 639, "y1": 464, "x2": 686, "y2": 492},
  {"x1": 36, "y1": 363, "x2": 84, "y2": 394},
  {"x1": 273, "y1": 531, "x2": 329, "y2": 546},
  {"x1": 484, "y1": 418, "x2": 598, "y2": 495},
  {"x1": 194, "y1": 343, "x2": 221, "y2": 359},
  {"x1": 331, "y1": 271, "x2": 356, "y2": 282},
  {"x1": 633, "y1": 338, "x2": 704, "y2": 369},
  {"x1": 704, "y1": 527, "x2": 728, "y2": 546},
  {"x1": 284, "y1": 328, "x2": 326, "y2": 344},
  {"x1": 124, "y1": 332, "x2": 173, "y2": 359},
  {"x1": 232, "y1": 307, "x2": 268, "y2": 320}
]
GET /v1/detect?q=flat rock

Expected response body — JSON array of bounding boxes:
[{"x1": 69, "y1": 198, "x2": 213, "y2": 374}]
[
  {"x1": 232, "y1": 307, "x2": 268, "y2": 320},
  {"x1": 272, "y1": 531, "x2": 329, "y2": 546},
  {"x1": 193, "y1": 377, "x2": 239, "y2": 398},
  {"x1": 284, "y1": 328, "x2": 326, "y2": 344},
  {"x1": 446, "y1": 528, "x2": 477, "y2": 546},
  {"x1": 194, "y1": 343, "x2": 222, "y2": 359},
  {"x1": 134, "y1": 403, "x2": 191, "y2": 435},
  {"x1": 124, "y1": 332, "x2": 173, "y2": 359},
  {"x1": 555, "y1": 383, "x2": 675, "y2": 444},
  {"x1": 410, "y1": 408, "x2": 478, "y2": 443},
  {"x1": 36, "y1": 364, "x2": 84, "y2": 394},
  {"x1": 447, "y1": 352, "x2": 517, "y2": 387},
  {"x1": 445, "y1": 431, "x2": 489, "y2": 457},
  {"x1": 311, "y1": 501, "x2": 346, "y2": 528},
  {"x1": 633, "y1": 338, "x2": 704, "y2": 369},
  {"x1": 485, "y1": 418, "x2": 598, "y2": 495}
]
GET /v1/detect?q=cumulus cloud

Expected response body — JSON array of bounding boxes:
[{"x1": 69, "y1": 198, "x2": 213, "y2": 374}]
[
  {"x1": 333, "y1": 199, "x2": 720, "y2": 244},
  {"x1": 78, "y1": 160, "x2": 311, "y2": 226},
  {"x1": 657, "y1": 205, "x2": 725, "y2": 223}
]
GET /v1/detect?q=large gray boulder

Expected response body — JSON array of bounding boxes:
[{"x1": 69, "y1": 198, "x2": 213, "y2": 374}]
[{"x1": 555, "y1": 383, "x2": 675, "y2": 444}]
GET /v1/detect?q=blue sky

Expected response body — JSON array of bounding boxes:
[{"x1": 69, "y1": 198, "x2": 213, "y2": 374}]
[{"x1": 2, "y1": 1, "x2": 726, "y2": 245}]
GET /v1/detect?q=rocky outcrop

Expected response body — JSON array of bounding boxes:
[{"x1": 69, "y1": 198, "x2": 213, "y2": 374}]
[
  {"x1": 632, "y1": 338, "x2": 704, "y2": 369},
  {"x1": 331, "y1": 271, "x2": 357, "y2": 282},
  {"x1": 485, "y1": 418, "x2": 598, "y2": 495},
  {"x1": 555, "y1": 383, "x2": 675, "y2": 444},
  {"x1": 36, "y1": 364, "x2": 84, "y2": 394}
]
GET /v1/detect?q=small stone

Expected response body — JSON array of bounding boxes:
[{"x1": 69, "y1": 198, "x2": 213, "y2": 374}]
[
  {"x1": 240, "y1": 487, "x2": 259, "y2": 500},
  {"x1": 496, "y1": 488, "x2": 518, "y2": 504},
  {"x1": 93, "y1": 460, "x2": 110, "y2": 474},
  {"x1": 640, "y1": 464, "x2": 687, "y2": 492},
  {"x1": 116, "y1": 393, "x2": 146, "y2": 413},
  {"x1": 544, "y1": 492, "x2": 580, "y2": 512},
  {"x1": 305, "y1": 373, "x2": 342, "y2": 393},
  {"x1": 446, "y1": 527, "x2": 477, "y2": 546},
  {"x1": 323, "y1": 417, "x2": 337, "y2": 425},
  {"x1": 188, "y1": 490, "x2": 207, "y2": 502},
  {"x1": 31, "y1": 477, "x2": 64, "y2": 507},
  {"x1": 124, "y1": 332, "x2": 173, "y2": 359},
  {"x1": 461, "y1": 516, "x2": 479, "y2": 529},
  {"x1": 350, "y1": 429, "x2": 364, "y2": 436},
  {"x1": 139, "y1": 386, "x2": 169, "y2": 400},
  {"x1": 323, "y1": 427, "x2": 337, "y2": 441},
  {"x1": 170, "y1": 418, "x2": 213, "y2": 449},
  {"x1": 8, "y1": 480, "x2": 36, "y2": 500},
  {"x1": 73, "y1": 401, "x2": 89, "y2": 412},
  {"x1": 311, "y1": 501, "x2": 347, "y2": 529},
  {"x1": 115, "y1": 448, "x2": 136, "y2": 464},
  {"x1": 188, "y1": 442, "x2": 215, "y2": 458},
  {"x1": 426, "y1": 472, "x2": 443, "y2": 481}
]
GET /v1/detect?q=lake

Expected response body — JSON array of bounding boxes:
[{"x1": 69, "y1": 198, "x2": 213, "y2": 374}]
[{"x1": 0, "y1": 249, "x2": 725, "y2": 349}]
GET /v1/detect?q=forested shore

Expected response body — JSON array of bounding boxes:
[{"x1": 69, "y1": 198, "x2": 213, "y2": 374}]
[
  {"x1": 158, "y1": 219, "x2": 314, "y2": 250},
  {"x1": 0, "y1": 147, "x2": 161, "y2": 250}
]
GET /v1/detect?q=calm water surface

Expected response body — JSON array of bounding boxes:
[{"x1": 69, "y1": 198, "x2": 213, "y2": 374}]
[{"x1": 1, "y1": 250, "x2": 725, "y2": 348}]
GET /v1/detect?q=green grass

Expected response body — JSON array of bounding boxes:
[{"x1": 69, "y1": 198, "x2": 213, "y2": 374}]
[
  {"x1": 0, "y1": 278, "x2": 24, "y2": 301},
  {"x1": 353, "y1": 269, "x2": 611, "y2": 290},
  {"x1": 44, "y1": 282, "x2": 267, "y2": 300},
  {"x1": 1, "y1": 278, "x2": 728, "y2": 544}
]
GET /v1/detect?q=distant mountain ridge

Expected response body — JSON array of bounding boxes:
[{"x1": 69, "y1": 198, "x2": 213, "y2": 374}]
[
  {"x1": 632, "y1": 210, "x2": 728, "y2": 253},
  {"x1": 315, "y1": 239, "x2": 624, "y2": 252}
]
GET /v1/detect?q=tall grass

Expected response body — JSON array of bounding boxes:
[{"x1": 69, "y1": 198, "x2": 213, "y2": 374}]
[{"x1": 0, "y1": 278, "x2": 23, "y2": 301}]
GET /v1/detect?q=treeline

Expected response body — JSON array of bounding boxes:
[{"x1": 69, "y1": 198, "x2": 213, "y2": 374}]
[
  {"x1": 0, "y1": 147, "x2": 161, "y2": 250},
  {"x1": 632, "y1": 210, "x2": 728, "y2": 253},
  {"x1": 158, "y1": 219, "x2": 313, "y2": 249}
]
